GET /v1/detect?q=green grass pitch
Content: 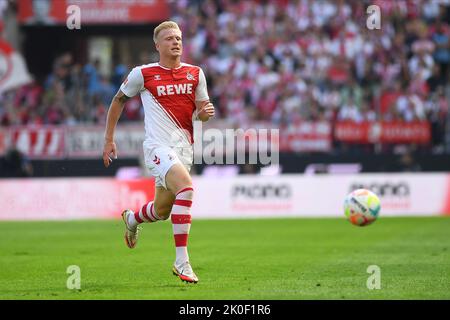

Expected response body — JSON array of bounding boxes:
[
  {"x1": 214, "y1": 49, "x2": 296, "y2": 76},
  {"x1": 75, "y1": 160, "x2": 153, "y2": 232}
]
[{"x1": 0, "y1": 217, "x2": 449, "y2": 299}]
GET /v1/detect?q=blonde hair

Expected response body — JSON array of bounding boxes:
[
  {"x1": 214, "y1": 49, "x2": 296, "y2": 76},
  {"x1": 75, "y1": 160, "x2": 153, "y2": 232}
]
[{"x1": 153, "y1": 21, "x2": 181, "y2": 43}]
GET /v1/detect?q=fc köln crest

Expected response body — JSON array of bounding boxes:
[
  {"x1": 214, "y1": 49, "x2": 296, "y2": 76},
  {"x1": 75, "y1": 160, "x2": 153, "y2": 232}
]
[{"x1": 186, "y1": 71, "x2": 195, "y2": 81}]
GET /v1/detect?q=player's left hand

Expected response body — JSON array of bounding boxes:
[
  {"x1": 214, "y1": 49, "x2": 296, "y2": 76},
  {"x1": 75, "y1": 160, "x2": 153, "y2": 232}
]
[{"x1": 197, "y1": 102, "x2": 215, "y2": 121}]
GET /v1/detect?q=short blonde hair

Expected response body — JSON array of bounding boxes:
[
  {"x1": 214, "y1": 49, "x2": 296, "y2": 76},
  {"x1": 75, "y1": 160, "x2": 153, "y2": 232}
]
[{"x1": 153, "y1": 21, "x2": 181, "y2": 43}]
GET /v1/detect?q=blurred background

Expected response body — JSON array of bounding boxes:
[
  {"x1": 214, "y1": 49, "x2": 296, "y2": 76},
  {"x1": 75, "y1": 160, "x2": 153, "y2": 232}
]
[{"x1": 0, "y1": 0, "x2": 449, "y2": 219}]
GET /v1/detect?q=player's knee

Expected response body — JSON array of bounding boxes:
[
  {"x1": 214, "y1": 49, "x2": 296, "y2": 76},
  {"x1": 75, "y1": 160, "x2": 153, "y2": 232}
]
[
  {"x1": 176, "y1": 185, "x2": 194, "y2": 199},
  {"x1": 166, "y1": 165, "x2": 192, "y2": 193},
  {"x1": 174, "y1": 178, "x2": 193, "y2": 193}
]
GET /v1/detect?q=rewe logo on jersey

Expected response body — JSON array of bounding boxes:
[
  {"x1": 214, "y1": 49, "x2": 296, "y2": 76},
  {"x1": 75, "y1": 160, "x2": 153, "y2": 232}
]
[{"x1": 156, "y1": 83, "x2": 193, "y2": 96}]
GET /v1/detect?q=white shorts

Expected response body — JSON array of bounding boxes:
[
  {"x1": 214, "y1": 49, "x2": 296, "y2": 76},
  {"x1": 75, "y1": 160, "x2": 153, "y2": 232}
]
[{"x1": 143, "y1": 144, "x2": 193, "y2": 189}]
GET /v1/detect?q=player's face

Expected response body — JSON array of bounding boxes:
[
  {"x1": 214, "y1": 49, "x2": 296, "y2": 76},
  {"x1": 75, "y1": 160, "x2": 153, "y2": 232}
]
[{"x1": 156, "y1": 28, "x2": 183, "y2": 59}]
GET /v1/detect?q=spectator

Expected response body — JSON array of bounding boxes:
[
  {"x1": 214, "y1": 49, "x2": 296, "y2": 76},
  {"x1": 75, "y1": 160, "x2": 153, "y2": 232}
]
[
  {"x1": 0, "y1": 148, "x2": 33, "y2": 178},
  {"x1": 430, "y1": 20, "x2": 450, "y2": 80},
  {"x1": 2, "y1": 0, "x2": 449, "y2": 154}
]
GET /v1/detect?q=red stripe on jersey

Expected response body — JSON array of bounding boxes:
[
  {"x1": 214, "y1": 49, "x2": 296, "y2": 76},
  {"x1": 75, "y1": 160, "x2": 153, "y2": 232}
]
[
  {"x1": 174, "y1": 199, "x2": 192, "y2": 208},
  {"x1": 148, "y1": 92, "x2": 192, "y2": 144},
  {"x1": 176, "y1": 187, "x2": 194, "y2": 196},
  {"x1": 171, "y1": 214, "x2": 192, "y2": 224},
  {"x1": 147, "y1": 92, "x2": 183, "y2": 127},
  {"x1": 174, "y1": 234, "x2": 189, "y2": 247}
]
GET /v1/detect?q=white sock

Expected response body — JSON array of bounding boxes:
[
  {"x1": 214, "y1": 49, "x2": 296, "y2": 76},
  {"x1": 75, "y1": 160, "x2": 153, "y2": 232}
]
[{"x1": 175, "y1": 247, "x2": 190, "y2": 268}]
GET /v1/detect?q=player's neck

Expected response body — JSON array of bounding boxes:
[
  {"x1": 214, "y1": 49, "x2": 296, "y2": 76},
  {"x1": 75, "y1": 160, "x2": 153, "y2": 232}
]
[{"x1": 159, "y1": 57, "x2": 181, "y2": 70}]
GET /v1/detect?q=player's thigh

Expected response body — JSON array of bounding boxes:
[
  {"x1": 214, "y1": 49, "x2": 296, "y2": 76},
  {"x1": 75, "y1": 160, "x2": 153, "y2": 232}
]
[
  {"x1": 143, "y1": 145, "x2": 180, "y2": 189},
  {"x1": 153, "y1": 186, "x2": 175, "y2": 219},
  {"x1": 165, "y1": 163, "x2": 193, "y2": 195}
]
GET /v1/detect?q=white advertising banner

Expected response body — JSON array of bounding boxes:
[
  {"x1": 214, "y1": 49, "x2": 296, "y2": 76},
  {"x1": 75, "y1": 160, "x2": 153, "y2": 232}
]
[
  {"x1": 65, "y1": 125, "x2": 145, "y2": 158},
  {"x1": 191, "y1": 173, "x2": 449, "y2": 218},
  {"x1": 0, "y1": 174, "x2": 448, "y2": 220},
  {"x1": 0, "y1": 121, "x2": 331, "y2": 159}
]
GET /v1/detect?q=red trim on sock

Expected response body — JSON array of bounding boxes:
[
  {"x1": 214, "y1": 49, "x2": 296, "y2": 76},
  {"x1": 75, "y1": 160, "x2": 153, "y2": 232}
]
[
  {"x1": 149, "y1": 202, "x2": 158, "y2": 221},
  {"x1": 134, "y1": 210, "x2": 144, "y2": 223},
  {"x1": 176, "y1": 187, "x2": 194, "y2": 196},
  {"x1": 171, "y1": 214, "x2": 192, "y2": 224},
  {"x1": 141, "y1": 204, "x2": 151, "y2": 221},
  {"x1": 174, "y1": 234, "x2": 188, "y2": 247},
  {"x1": 174, "y1": 199, "x2": 192, "y2": 208}
]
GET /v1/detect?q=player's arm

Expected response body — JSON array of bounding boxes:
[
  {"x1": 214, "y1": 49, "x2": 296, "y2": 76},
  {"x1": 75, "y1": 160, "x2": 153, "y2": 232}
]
[
  {"x1": 194, "y1": 68, "x2": 214, "y2": 122},
  {"x1": 103, "y1": 90, "x2": 130, "y2": 167},
  {"x1": 103, "y1": 67, "x2": 143, "y2": 168}
]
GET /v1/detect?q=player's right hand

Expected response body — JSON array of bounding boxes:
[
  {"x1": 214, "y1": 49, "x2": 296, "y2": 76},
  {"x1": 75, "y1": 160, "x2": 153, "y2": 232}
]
[{"x1": 103, "y1": 140, "x2": 117, "y2": 168}]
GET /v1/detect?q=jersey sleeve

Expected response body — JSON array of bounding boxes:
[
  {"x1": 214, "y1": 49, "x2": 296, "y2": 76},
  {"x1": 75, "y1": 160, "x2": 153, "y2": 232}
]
[
  {"x1": 195, "y1": 68, "x2": 209, "y2": 102},
  {"x1": 120, "y1": 67, "x2": 144, "y2": 97}
]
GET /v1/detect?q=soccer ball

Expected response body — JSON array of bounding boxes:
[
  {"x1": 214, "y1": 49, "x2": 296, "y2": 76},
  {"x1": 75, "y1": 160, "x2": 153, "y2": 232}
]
[{"x1": 344, "y1": 189, "x2": 381, "y2": 226}]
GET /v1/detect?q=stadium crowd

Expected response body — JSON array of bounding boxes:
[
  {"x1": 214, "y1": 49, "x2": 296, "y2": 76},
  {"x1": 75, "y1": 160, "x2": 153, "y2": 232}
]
[{"x1": 0, "y1": 0, "x2": 449, "y2": 151}]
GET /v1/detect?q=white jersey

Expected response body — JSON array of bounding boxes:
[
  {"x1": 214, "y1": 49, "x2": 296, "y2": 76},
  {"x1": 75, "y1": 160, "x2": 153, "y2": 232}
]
[{"x1": 120, "y1": 62, "x2": 209, "y2": 149}]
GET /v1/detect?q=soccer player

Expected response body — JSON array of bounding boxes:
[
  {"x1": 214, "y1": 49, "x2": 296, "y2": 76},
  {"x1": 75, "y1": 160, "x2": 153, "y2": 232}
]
[{"x1": 102, "y1": 21, "x2": 215, "y2": 283}]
